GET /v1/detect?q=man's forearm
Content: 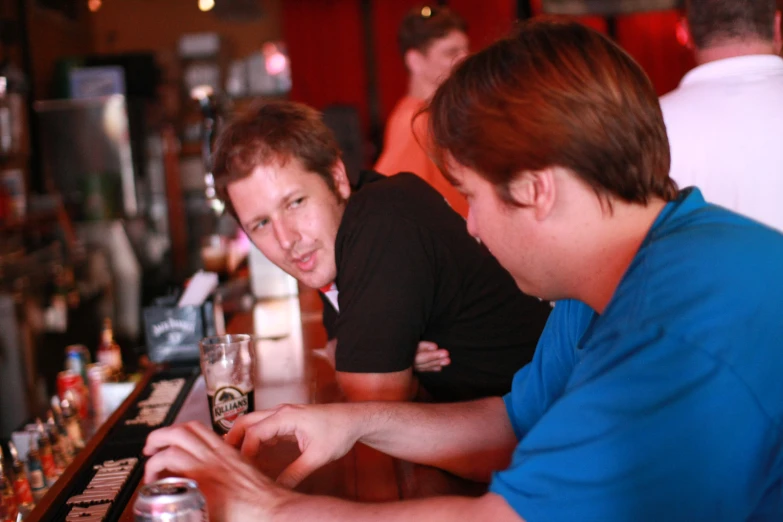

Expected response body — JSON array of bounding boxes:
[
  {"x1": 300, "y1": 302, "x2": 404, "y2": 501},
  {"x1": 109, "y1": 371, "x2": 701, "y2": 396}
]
[
  {"x1": 350, "y1": 397, "x2": 516, "y2": 481},
  {"x1": 272, "y1": 492, "x2": 522, "y2": 522}
]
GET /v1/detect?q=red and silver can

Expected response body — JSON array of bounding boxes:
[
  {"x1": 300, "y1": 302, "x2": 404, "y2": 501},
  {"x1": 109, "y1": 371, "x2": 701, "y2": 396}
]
[
  {"x1": 86, "y1": 363, "x2": 108, "y2": 420},
  {"x1": 133, "y1": 478, "x2": 208, "y2": 521},
  {"x1": 57, "y1": 370, "x2": 88, "y2": 420}
]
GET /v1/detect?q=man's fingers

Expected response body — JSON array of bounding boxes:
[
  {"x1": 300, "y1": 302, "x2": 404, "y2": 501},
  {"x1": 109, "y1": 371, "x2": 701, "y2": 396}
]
[
  {"x1": 276, "y1": 451, "x2": 325, "y2": 489},
  {"x1": 144, "y1": 422, "x2": 217, "y2": 457},
  {"x1": 417, "y1": 341, "x2": 438, "y2": 351},
  {"x1": 415, "y1": 349, "x2": 449, "y2": 363},
  {"x1": 187, "y1": 419, "x2": 229, "y2": 447},
  {"x1": 414, "y1": 349, "x2": 450, "y2": 368},
  {"x1": 225, "y1": 409, "x2": 284, "y2": 448},
  {"x1": 239, "y1": 412, "x2": 300, "y2": 459},
  {"x1": 143, "y1": 445, "x2": 201, "y2": 484}
]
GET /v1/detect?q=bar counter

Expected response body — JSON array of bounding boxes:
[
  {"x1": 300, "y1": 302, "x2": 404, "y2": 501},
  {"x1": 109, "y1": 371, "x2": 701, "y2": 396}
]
[{"x1": 26, "y1": 287, "x2": 485, "y2": 521}]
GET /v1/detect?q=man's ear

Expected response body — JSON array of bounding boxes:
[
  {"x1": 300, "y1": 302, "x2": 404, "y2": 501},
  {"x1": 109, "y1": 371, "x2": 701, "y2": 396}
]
[
  {"x1": 404, "y1": 49, "x2": 425, "y2": 75},
  {"x1": 676, "y1": 17, "x2": 694, "y2": 51},
  {"x1": 508, "y1": 169, "x2": 556, "y2": 221},
  {"x1": 331, "y1": 160, "x2": 352, "y2": 201}
]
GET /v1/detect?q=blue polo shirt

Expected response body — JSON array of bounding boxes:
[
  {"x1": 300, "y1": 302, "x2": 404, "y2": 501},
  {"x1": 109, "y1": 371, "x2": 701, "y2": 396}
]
[{"x1": 490, "y1": 189, "x2": 783, "y2": 521}]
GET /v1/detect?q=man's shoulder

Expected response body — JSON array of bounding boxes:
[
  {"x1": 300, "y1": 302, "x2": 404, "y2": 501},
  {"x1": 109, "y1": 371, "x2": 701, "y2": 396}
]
[
  {"x1": 644, "y1": 202, "x2": 783, "y2": 287},
  {"x1": 661, "y1": 56, "x2": 783, "y2": 115},
  {"x1": 614, "y1": 202, "x2": 783, "y2": 349},
  {"x1": 655, "y1": 200, "x2": 783, "y2": 255},
  {"x1": 346, "y1": 171, "x2": 451, "y2": 220},
  {"x1": 659, "y1": 83, "x2": 704, "y2": 120},
  {"x1": 388, "y1": 96, "x2": 426, "y2": 119}
]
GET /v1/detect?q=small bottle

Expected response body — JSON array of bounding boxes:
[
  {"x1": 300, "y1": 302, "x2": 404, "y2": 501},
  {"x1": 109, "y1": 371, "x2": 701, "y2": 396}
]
[
  {"x1": 97, "y1": 317, "x2": 123, "y2": 381},
  {"x1": 35, "y1": 420, "x2": 59, "y2": 486},
  {"x1": 26, "y1": 434, "x2": 48, "y2": 501},
  {"x1": 61, "y1": 396, "x2": 85, "y2": 451},
  {"x1": 6, "y1": 442, "x2": 34, "y2": 513},
  {"x1": 46, "y1": 410, "x2": 71, "y2": 468},
  {"x1": 49, "y1": 402, "x2": 75, "y2": 462},
  {"x1": 45, "y1": 413, "x2": 68, "y2": 472},
  {"x1": 0, "y1": 455, "x2": 19, "y2": 522}
]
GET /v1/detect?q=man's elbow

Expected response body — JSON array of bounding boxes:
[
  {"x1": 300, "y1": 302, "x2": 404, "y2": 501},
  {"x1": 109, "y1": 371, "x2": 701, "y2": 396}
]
[{"x1": 336, "y1": 370, "x2": 417, "y2": 402}]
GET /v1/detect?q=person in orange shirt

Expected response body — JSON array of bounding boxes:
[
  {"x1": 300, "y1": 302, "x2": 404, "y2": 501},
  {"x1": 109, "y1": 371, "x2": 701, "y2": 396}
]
[{"x1": 374, "y1": 5, "x2": 470, "y2": 217}]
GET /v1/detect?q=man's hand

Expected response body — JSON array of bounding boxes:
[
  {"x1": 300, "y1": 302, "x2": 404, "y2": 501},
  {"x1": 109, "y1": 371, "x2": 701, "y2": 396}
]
[
  {"x1": 143, "y1": 421, "x2": 293, "y2": 522},
  {"x1": 318, "y1": 340, "x2": 450, "y2": 374},
  {"x1": 414, "y1": 341, "x2": 451, "y2": 372},
  {"x1": 226, "y1": 403, "x2": 362, "y2": 488}
]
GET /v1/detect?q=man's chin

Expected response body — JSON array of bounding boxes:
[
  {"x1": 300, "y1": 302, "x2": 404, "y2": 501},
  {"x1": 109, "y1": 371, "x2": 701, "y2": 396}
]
[
  {"x1": 514, "y1": 278, "x2": 545, "y2": 300},
  {"x1": 297, "y1": 272, "x2": 331, "y2": 291}
]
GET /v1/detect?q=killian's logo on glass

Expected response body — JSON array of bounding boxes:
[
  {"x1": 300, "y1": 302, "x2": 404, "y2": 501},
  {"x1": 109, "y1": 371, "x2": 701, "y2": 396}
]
[{"x1": 212, "y1": 386, "x2": 249, "y2": 430}]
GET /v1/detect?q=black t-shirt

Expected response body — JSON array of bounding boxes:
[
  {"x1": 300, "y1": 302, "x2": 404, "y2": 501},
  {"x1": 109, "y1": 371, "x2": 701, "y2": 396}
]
[{"x1": 329, "y1": 171, "x2": 551, "y2": 402}]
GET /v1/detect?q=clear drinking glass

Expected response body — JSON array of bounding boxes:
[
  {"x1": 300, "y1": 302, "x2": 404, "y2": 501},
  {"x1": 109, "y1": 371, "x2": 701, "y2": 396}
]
[{"x1": 199, "y1": 334, "x2": 256, "y2": 435}]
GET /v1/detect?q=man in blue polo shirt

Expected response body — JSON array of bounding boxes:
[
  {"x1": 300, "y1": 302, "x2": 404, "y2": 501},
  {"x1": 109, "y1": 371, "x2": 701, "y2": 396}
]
[
  {"x1": 492, "y1": 188, "x2": 783, "y2": 520},
  {"x1": 142, "y1": 20, "x2": 783, "y2": 521}
]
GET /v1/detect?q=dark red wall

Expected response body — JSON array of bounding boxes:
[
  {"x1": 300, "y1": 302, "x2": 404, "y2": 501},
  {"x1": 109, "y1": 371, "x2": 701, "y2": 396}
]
[
  {"x1": 282, "y1": 0, "x2": 369, "y2": 130},
  {"x1": 281, "y1": 0, "x2": 695, "y2": 154},
  {"x1": 529, "y1": 0, "x2": 694, "y2": 95}
]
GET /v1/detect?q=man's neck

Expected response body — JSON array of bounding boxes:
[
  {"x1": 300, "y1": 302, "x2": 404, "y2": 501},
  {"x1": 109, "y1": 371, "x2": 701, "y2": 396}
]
[
  {"x1": 695, "y1": 39, "x2": 777, "y2": 66},
  {"x1": 407, "y1": 76, "x2": 435, "y2": 101},
  {"x1": 568, "y1": 199, "x2": 668, "y2": 314}
]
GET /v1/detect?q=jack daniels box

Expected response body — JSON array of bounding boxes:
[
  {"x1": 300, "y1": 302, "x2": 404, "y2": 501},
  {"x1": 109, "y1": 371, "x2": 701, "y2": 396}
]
[
  {"x1": 143, "y1": 294, "x2": 216, "y2": 364},
  {"x1": 27, "y1": 366, "x2": 200, "y2": 522}
]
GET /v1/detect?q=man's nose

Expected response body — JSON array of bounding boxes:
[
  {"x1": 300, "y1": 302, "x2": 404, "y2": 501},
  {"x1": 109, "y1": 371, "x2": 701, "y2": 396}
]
[{"x1": 273, "y1": 219, "x2": 300, "y2": 250}]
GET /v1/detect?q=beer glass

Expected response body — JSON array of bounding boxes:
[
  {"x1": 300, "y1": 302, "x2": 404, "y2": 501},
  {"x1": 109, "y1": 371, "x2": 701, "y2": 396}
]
[{"x1": 199, "y1": 334, "x2": 256, "y2": 435}]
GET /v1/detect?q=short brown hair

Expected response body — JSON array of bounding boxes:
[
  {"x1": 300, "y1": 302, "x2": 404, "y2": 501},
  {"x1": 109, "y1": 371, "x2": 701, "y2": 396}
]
[
  {"x1": 428, "y1": 19, "x2": 677, "y2": 208},
  {"x1": 398, "y1": 5, "x2": 467, "y2": 56},
  {"x1": 212, "y1": 101, "x2": 341, "y2": 216},
  {"x1": 686, "y1": 0, "x2": 777, "y2": 49}
]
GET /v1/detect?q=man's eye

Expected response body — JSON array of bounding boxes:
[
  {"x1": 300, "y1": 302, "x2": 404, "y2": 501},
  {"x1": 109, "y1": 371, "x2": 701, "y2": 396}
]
[
  {"x1": 252, "y1": 219, "x2": 269, "y2": 231},
  {"x1": 289, "y1": 197, "x2": 305, "y2": 209}
]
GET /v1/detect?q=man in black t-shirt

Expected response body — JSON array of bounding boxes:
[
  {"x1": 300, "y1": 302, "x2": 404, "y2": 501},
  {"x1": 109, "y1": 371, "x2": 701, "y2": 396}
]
[{"x1": 212, "y1": 101, "x2": 551, "y2": 402}]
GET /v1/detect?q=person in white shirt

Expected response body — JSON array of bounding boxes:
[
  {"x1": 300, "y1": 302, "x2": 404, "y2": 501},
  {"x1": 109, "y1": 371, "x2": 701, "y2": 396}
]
[{"x1": 660, "y1": 0, "x2": 783, "y2": 231}]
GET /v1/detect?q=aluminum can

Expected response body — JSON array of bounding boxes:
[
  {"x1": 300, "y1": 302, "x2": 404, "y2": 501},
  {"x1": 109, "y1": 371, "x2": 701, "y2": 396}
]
[
  {"x1": 57, "y1": 370, "x2": 88, "y2": 420},
  {"x1": 86, "y1": 363, "x2": 108, "y2": 420},
  {"x1": 134, "y1": 478, "x2": 208, "y2": 522}
]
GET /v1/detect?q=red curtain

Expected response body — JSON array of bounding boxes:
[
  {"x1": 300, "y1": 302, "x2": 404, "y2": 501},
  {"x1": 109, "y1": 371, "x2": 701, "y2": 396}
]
[
  {"x1": 529, "y1": 0, "x2": 694, "y2": 95},
  {"x1": 281, "y1": 0, "x2": 370, "y2": 131},
  {"x1": 281, "y1": 0, "x2": 695, "y2": 145},
  {"x1": 616, "y1": 11, "x2": 695, "y2": 95},
  {"x1": 449, "y1": 0, "x2": 517, "y2": 50}
]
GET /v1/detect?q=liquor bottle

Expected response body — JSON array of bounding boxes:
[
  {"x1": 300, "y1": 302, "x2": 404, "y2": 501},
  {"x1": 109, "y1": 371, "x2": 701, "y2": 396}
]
[
  {"x1": 97, "y1": 317, "x2": 123, "y2": 380},
  {"x1": 45, "y1": 413, "x2": 69, "y2": 472},
  {"x1": 35, "y1": 419, "x2": 59, "y2": 486},
  {"x1": 49, "y1": 402, "x2": 75, "y2": 462},
  {"x1": 6, "y1": 442, "x2": 34, "y2": 513},
  {"x1": 0, "y1": 455, "x2": 19, "y2": 522},
  {"x1": 0, "y1": 76, "x2": 12, "y2": 156},
  {"x1": 26, "y1": 434, "x2": 48, "y2": 501},
  {"x1": 60, "y1": 396, "x2": 85, "y2": 451}
]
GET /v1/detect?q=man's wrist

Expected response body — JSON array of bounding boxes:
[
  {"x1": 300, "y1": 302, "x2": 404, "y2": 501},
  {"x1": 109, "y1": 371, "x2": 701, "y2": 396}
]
[
  {"x1": 266, "y1": 486, "x2": 304, "y2": 522},
  {"x1": 353, "y1": 401, "x2": 396, "y2": 448}
]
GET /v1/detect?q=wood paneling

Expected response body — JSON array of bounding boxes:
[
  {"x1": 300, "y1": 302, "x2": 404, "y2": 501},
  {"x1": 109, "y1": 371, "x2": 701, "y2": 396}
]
[
  {"x1": 88, "y1": 0, "x2": 282, "y2": 58},
  {"x1": 25, "y1": 2, "x2": 93, "y2": 100}
]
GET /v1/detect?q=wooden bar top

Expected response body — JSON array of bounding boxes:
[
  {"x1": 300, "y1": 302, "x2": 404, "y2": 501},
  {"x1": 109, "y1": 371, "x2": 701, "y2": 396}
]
[{"x1": 28, "y1": 285, "x2": 486, "y2": 521}]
